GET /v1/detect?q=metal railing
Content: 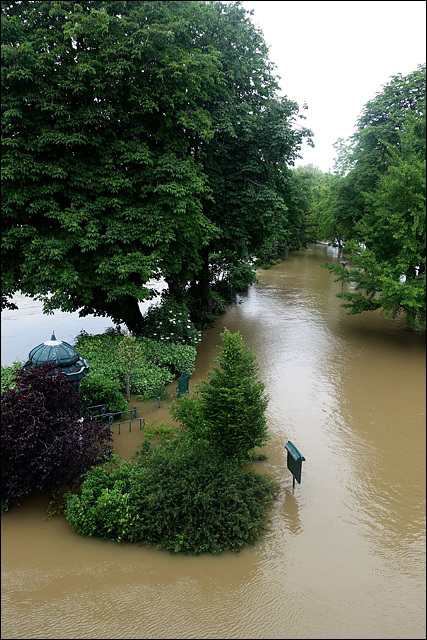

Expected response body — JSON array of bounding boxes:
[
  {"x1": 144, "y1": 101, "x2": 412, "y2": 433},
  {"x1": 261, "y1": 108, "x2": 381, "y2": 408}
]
[
  {"x1": 88, "y1": 405, "x2": 137, "y2": 427},
  {"x1": 113, "y1": 417, "x2": 145, "y2": 435},
  {"x1": 87, "y1": 405, "x2": 145, "y2": 434}
]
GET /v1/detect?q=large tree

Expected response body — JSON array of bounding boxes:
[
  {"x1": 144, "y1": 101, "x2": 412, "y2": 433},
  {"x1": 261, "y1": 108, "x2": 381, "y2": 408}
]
[
  {"x1": 325, "y1": 112, "x2": 426, "y2": 329},
  {"x1": 331, "y1": 64, "x2": 426, "y2": 241},
  {"x1": 322, "y1": 66, "x2": 426, "y2": 329},
  {"x1": 1, "y1": 1, "x2": 312, "y2": 330}
]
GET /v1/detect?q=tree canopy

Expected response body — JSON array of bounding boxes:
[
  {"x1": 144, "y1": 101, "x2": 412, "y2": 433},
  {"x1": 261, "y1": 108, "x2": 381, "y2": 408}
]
[
  {"x1": 318, "y1": 65, "x2": 426, "y2": 329},
  {"x1": 1, "y1": 0, "x2": 312, "y2": 330}
]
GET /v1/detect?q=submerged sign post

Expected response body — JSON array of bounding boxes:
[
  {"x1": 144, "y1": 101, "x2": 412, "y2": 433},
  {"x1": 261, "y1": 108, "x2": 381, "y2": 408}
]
[
  {"x1": 176, "y1": 372, "x2": 190, "y2": 397},
  {"x1": 285, "y1": 441, "x2": 306, "y2": 488}
]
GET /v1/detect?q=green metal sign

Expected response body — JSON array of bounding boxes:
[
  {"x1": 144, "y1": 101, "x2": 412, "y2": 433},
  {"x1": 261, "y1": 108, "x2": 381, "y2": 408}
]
[
  {"x1": 285, "y1": 441, "x2": 306, "y2": 487},
  {"x1": 176, "y1": 372, "x2": 190, "y2": 397}
]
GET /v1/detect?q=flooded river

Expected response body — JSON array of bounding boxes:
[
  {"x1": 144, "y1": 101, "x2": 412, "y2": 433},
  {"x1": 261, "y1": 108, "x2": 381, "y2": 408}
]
[{"x1": 1, "y1": 244, "x2": 426, "y2": 639}]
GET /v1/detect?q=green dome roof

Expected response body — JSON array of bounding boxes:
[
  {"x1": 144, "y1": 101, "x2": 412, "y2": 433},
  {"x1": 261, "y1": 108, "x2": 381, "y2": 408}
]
[
  {"x1": 28, "y1": 333, "x2": 80, "y2": 367},
  {"x1": 24, "y1": 333, "x2": 89, "y2": 382}
]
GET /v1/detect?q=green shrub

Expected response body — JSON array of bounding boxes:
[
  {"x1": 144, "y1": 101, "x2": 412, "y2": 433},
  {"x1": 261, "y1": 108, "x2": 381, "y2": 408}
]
[
  {"x1": 65, "y1": 459, "x2": 142, "y2": 542},
  {"x1": 79, "y1": 372, "x2": 128, "y2": 413},
  {"x1": 131, "y1": 363, "x2": 174, "y2": 399},
  {"x1": 142, "y1": 421, "x2": 179, "y2": 444},
  {"x1": 64, "y1": 434, "x2": 279, "y2": 554},
  {"x1": 138, "y1": 338, "x2": 197, "y2": 376},
  {"x1": 1, "y1": 361, "x2": 22, "y2": 392},
  {"x1": 74, "y1": 331, "x2": 197, "y2": 403},
  {"x1": 139, "y1": 299, "x2": 201, "y2": 347}
]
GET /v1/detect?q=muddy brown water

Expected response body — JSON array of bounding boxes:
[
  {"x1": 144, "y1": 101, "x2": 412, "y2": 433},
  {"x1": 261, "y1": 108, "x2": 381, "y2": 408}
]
[{"x1": 1, "y1": 244, "x2": 426, "y2": 639}]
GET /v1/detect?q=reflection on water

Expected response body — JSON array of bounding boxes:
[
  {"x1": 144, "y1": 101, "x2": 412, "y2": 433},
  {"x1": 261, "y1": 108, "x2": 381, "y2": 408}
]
[
  {"x1": 1, "y1": 245, "x2": 426, "y2": 639},
  {"x1": 281, "y1": 488, "x2": 303, "y2": 536}
]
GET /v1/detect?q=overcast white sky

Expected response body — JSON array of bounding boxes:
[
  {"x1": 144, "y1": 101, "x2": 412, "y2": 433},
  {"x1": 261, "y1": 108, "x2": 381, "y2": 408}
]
[{"x1": 240, "y1": 0, "x2": 426, "y2": 172}]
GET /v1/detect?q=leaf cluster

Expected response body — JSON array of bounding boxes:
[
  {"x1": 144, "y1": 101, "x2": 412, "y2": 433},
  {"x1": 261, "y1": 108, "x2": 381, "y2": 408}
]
[
  {"x1": 171, "y1": 328, "x2": 269, "y2": 463},
  {"x1": 1, "y1": 361, "x2": 22, "y2": 392},
  {"x1": 1, "y1": 363, "x2": 113, "y2": 507},
  {"x1": 74, "y1": 328, "x2": 197, "y2": 408},
  {"x1": 64, "y1": 433, "x2": 279, "y2": 554},
  {"x1": 139, "y1": 299, "x2": 202, "y2": 348}
]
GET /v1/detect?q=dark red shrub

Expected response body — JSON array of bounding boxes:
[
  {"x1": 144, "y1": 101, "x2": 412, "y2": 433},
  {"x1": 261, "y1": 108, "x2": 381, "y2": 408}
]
[{"x1": 1, "y1": 363, "x2": 113, "y2": 506}]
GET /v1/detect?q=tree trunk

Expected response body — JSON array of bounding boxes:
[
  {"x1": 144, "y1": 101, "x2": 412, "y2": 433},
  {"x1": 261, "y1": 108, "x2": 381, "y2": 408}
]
[
  {"x1": 188, "y1": 251, "x2": 213, "y2": 315},
  {"x1": 98, "y1": 295, "x2": 145, "y2": 334},
  {"x1": 165, "y1": 275, "x2": 182, "y2": 302}
]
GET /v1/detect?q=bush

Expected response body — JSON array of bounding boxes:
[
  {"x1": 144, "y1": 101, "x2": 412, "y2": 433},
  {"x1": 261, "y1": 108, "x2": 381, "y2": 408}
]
[
  {"x1": 131, "y1": 363, "x2": 174, "y2": 400},
  {"x1": 138, "y1": 338, "x2": 197, "y2": 376},
  {"x1": 65, "y1": 458, "x2": 142, "y2": 542},
  {"x1": 1, "y1": 361, "x2": 22, "y2": 392},
  {"x1": 64, "y1": 434, "x2": 279, "y2": 554},
  {"x1": 79, "y1": 373, "x2": 128, "y2": 413},
  {"x1": 1, "y1": 363, "x2": 113, "y2": 507},
  {"x1": 142, "y1": 421, "x2": 179, "y2": 444},
  {"x1": 139, "y1": 299, "x2": 201, "y2": 347},
  {"x1": 74, "y1": 331, "x2": 197, "y2": 405}
]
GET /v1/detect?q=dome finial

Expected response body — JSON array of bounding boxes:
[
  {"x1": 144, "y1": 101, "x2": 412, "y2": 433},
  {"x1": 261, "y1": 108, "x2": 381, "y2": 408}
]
[{"x1": 51, "y1": 330, "x2": 56, "y2": 341}]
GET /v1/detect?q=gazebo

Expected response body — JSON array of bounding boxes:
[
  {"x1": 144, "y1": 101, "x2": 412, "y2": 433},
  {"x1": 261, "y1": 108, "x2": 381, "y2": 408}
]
[{"x1": 22, "y1": 332, "x2": 90, "y2": 383}]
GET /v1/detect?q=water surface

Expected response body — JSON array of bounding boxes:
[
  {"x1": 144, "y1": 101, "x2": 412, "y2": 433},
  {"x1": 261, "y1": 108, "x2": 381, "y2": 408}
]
[{"x1": 2, "y1": 244, "x2": 425, "y2": 639}]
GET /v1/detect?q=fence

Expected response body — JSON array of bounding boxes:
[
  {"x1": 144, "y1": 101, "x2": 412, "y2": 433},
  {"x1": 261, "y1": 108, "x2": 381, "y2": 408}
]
[
  {"x1": 113, "y1": 417, "x2": 145, "y2": 435},
  {"x1": 88, "y1": 404, "x2": 144, "y2": 434}
]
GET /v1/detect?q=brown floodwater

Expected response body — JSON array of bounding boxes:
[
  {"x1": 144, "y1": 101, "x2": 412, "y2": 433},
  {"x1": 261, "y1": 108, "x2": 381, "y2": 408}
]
[{"x1": 1, "y1": 244, "x2": 426, "y2": 639}]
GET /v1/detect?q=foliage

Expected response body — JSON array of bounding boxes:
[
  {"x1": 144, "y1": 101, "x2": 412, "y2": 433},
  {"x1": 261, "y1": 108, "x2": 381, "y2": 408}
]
[
  {"x1": 79, "y1": 372, "x2": 127, "y2": 414},
  {"x1": 333, "y1": 64, "x2": 426, "y2": 224},
  {"x1": 1, "y1": 361, "x2": 22, "y2": 392},
  {"x1": 142, "y1": 421, "x2": 180, "y2": 445},
  {"x1": 321, "y1": 65, "x2": 426, "y2": 328},
  {"x1": 139, "y1": 299, "x2": 201, "y2": 347},
  {"x1": 116, "y1": 329, "x2": 144, "y2": 402},
  {"x1": 212, "y1": 258, "x2": 258, "y2": 302},
  {"x1": 64, "y1": 433, "x2": 279, "y2": 554},
  {"x1": 187, "y1": 286, "x2": 228, "y2": 329},
  {"x1": 171, "y1": 329, "x2": 269, "y2": 463},
  {"x1": 1, "y1": 363, "x2": 113, "y2": 507},
  {"x1": 74, "y1": 329, "x2": 196, "y2": 407},
  {"x1": 2, "y1": 0, "x2": 312, "y2": 330},
  {"x1": 323, "y1": 116, "x2": 426, "y2": 329},
  {"x1": 1, "y1": 0, "x2": 220, "y2": 331},
  {"x1": 299, "y1": 167, "x2": 344, "y2": 247}
]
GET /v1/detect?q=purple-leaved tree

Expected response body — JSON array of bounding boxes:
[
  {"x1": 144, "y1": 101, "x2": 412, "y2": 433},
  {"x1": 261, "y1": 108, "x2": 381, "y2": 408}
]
[{"x1": 1, "y1": 363, "x2": 113, "y2": 507}]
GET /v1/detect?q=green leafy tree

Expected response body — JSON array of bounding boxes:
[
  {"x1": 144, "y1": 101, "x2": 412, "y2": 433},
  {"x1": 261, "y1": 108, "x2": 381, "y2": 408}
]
[
  {"x1": 300, "y1": 167, "x2": 344, "y2": 248},
  {"x1": 116, "y1": 330, "x2": 143, "y2": 402},
  {"x1": 2, "y1": 1, "x2": 312, "y2": 329},
  {"x1": 330, "y1": 64, "x2": 426, "y2": 241},
  {"x1": 323, "y1": 110, "x2": 426, "y2": 329},
  {"x1": 1, "y1": 1, "x2": 220, "y2": 330},
  {"x1": 171, "y1": 328, "x2": 269, "y2": 463}
]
